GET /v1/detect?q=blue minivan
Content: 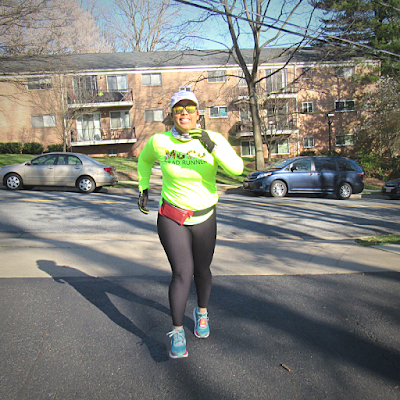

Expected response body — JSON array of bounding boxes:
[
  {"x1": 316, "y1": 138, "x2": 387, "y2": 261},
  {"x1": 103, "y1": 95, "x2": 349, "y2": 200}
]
[{"x1": 243, "y1": 156, "x2": 364, "y2": 199}]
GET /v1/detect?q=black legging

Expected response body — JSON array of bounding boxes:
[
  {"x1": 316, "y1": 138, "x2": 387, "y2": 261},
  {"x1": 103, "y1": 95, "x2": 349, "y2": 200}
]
[{"x1": 157, "y1": 211, "x2": 217, "y2": 327}]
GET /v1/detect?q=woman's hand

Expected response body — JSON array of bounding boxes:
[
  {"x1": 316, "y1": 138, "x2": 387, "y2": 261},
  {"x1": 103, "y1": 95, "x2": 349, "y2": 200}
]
[
  {"x1": 138, "y1": 189, "x2": 149, "y2": 214},
  {"x1": 189, "y1": 129, "x2": 216, "y2": 153}
]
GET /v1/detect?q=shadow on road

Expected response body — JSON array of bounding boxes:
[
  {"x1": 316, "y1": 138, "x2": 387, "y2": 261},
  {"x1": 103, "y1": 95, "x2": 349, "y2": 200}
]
[{"x1": 37, "y1": 260, "x2": 170, "y2": 363}]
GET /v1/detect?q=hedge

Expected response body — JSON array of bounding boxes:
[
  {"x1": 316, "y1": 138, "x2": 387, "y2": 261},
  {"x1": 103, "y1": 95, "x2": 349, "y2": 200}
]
[
  {"x1": 22, "y1": 142, "x2": 44, "y2": 154},
  {"x1": 0, "y1": 142, "x2": 23, "y2": 154}
]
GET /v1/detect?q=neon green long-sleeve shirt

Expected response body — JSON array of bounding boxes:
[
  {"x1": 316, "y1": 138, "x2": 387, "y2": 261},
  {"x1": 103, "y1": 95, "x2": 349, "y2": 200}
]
[{"x1": 138, "y1": 130, "x2": 244, "y2": 212}]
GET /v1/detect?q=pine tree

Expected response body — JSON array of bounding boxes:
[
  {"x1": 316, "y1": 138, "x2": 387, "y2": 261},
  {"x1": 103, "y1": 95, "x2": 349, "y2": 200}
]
[{"x1": 313, "y1": 0, "x2": 400, "y2": 76}]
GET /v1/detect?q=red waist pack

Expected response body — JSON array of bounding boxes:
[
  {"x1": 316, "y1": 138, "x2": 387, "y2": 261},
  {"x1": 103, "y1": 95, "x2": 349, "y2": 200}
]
[{"x1": 159, "y1": 200, "x2": 194, "y2": 225}]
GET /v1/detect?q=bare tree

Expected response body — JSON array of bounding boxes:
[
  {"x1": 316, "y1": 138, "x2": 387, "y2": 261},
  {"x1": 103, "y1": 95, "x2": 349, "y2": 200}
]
[
  {"x1": 99, "y1": 0, "x2": 199, "y2": 52},
  {"x1": 174, "y1": 0, "x2": 317, "y2": 169},
  {"x1": 1, "y1": 0, "x2": 111, "y2": 55}
]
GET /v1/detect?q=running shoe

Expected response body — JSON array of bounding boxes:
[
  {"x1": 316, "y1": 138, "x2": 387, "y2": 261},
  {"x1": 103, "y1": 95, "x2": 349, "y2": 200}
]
[
  {"x1": 167, "y1": 328, "x2": 188, "y2": 358},
  {"x1": 193, "y1": 307, "x2": 210, "y2": 338}
]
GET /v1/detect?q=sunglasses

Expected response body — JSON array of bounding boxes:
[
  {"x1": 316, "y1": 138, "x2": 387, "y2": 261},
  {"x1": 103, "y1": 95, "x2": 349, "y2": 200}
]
[{"x1": 172, "y1": 105, "x2": 197, "y2": 114}]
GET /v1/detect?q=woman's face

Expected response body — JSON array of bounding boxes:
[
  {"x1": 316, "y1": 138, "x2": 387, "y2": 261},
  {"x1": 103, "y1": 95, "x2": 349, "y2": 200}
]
[{"x1": 172, "y1": 100, "x2": 199, "y2": 134}]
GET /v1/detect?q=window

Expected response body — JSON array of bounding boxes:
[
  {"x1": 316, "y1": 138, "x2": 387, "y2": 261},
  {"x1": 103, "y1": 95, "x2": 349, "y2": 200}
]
[
  {"x1": 336, "y1": 158, "x2": 358, "y2": 171},
  {"x1": 31, "y1": 154, "x2": 58, "y2": 165},
  {"x1": 265, "y1": 68, "x2": 287, "y2": 93},
  {"x1": 303, "y1": 136, "x2": 314, "y2": 148},
  {"x1": 72, "y1": 75, "x2": 98, "y2": 101},
  {"x1": 302, "y1": 68, "x2": 313, "y2": 80},
  {"x1": 179, "y1": 86, "x2": 191, "y2": 91},
  {"x1": 241, "y1": 141, "x2": 255, "y2": 156},
  {"x1": 335, "y1": 100, "x2": 355, "y2": 112},
  {"x1": 209, "y1": 106, "x2": 228, "y2": 118},
  {"x1": 76, "y1": 112, "x2": 102, "y2": 141},
  {"x1": 336, "y1": 134, "x2": 356, "y2": 146},
  {"x1": 237, "y1": 70, "x2": 247, "y2": 87},
  {"x1": 31, "y1": 114, "x2": 56, "y2": 128},
  {"x1": 107, "y1": 75, "x2": 128, "y2": 91},
  {"x1": 292, "y1": 158, "x2": 312, "y2": 171},
  {"x1": 145, "y1": 109, "x2": 164, "y2": 122},
  {"x1": 334, "y1": 66, "x2": 354, "y2": 78},
  {"x1": 57, "y1": 155, "x2": 82, "y2": 165},
  {"x1": 270, "y1": 139, "x2": 289, "y2": 154},
  {"x1": 108, "y1": 148, "x2": 118, "y2": 156},
  {"x1": 142, "y1": 73, "x2": 161, "y2": 86},
  {"x1": 110, "y1": 111, "x2": 131, "y2": 129},
  {"x1": 302, "y1": 101, "x2": 313, "y2": 113},
  {"x1": 314, "y1": 158, "x2": 337, "y2": 171},
  {"x1": 207, "y1": 70, "x2": 226, "y2": 83},
  {"x1": 240, "y1": 109, "x2": 251, "y2": 121},
  {"x1": 27, "y1": 77, "x2": 52, "y2": 90}
]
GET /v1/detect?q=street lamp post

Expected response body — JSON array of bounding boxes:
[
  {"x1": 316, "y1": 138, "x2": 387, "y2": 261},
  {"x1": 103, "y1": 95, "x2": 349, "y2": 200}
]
[{"x1": 326, "y1": 113, "x2": 335, "y2": 155}]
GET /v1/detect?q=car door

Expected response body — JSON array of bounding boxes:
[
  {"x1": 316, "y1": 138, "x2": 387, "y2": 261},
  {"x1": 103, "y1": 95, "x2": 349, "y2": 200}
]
[
  {"x1": 313, "y1": 158, "x2": 338, "y2": 191},
  {"x1": 287, "y1": 158, "x2": 314, "y2": 191},
  {"x1": 24, "y1": 154, "x2": 57, "y2": 185},
  {"x1": 53, "y1": 155, "x2": 83, "y2": 186}
]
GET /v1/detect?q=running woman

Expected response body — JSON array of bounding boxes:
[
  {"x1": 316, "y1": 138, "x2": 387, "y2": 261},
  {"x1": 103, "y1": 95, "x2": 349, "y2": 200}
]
[{"x1": 137, "y1": 90, "x2": 243, "y2": 358}]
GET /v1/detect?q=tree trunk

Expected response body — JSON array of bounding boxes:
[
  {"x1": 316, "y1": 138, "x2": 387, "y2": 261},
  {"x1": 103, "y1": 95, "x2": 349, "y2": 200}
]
[{"x1": 248, "y1": 87, "x2": 265, "y2": 171}]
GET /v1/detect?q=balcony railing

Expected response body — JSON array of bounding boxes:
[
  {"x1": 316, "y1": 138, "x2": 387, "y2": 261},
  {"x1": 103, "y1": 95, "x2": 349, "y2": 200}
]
[
  {"x1": 67, "y1": 90, "x2": 134, "y2": 108},
  {"x1": 232, "y1": 117, "x2": 298, "y2": 138},
  {"x1": 71, "y1": 127, "x2": 136, "y2": 146}
]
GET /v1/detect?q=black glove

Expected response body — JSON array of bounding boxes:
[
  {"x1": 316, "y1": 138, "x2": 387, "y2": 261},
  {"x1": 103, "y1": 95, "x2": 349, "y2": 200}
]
[
  {"x1": 189, "y1": 129, "x2": 216, "y2": 153},
  {"x1": 138, "y1": 189, "x2": 149, "y2": 214}
]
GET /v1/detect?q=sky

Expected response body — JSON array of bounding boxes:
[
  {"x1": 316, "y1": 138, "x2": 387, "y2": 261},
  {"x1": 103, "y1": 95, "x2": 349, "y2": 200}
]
[{"x1": 85, "y1": 0, "x2": 326, "y2": 51}]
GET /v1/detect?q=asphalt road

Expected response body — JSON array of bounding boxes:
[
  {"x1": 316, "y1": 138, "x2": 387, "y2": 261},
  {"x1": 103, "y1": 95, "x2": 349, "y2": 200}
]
[
  {"x1": 0, "y1": 187, "x2": 399, "y2": 240},
  {"x1": 1, "y1": 187, "x2": 400, "y2": 399}
]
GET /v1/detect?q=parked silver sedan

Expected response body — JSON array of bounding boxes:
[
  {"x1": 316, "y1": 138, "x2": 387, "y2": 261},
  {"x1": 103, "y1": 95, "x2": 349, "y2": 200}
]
[{"x1": 0, "y1": 152, "x2": 118, "y2": 193}]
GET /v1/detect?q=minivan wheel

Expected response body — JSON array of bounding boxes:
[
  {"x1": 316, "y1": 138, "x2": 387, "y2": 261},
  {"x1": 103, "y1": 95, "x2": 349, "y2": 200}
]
[
  {"x1": 336, "y1": 182, "x2": 352, "y2": 200},
  {"x1": 5, "y1": 173, "x2": 23, "y2": 190},
  {"x1": 270, "y1": 180, "x2": 287, "y2": 198},
  {"x1": 77, "y1": 176, "x2": 96, "y2": 193}
]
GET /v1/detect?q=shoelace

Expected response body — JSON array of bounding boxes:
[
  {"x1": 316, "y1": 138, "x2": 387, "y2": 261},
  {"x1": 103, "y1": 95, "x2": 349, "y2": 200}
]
[
  {"x1": 167, "y1": 329, "x2": 185, "y2": 346},
  {"x1": 197, "y1": 311, "x2": 209, "y2": 328}
]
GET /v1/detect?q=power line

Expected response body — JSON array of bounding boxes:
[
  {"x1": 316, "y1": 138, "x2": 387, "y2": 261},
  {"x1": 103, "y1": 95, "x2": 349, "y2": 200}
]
[{"x1": 173, "y1": 0, "x2": 400, "y2": 59}]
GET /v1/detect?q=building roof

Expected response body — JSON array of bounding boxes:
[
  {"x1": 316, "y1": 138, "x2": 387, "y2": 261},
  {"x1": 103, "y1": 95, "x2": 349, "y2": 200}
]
[{"x1": 0, "y1": 47, "x2": 363, "y2": 76}]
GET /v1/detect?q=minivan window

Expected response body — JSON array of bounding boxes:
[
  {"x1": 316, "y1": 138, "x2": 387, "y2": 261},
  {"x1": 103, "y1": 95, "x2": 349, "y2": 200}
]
[
  {"x1": 336, "y1": 158, "x2": 357, "y2": 171},
  {"x1": 314, "y1": 158, "x2": 337, "y2": 171},
  {"x1": 292, "y1": 158, "x2": 312, "y2": 171}
]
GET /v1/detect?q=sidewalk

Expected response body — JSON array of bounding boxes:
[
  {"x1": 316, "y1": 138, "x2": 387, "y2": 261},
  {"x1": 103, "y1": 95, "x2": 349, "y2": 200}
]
[{"x1": 1, "y1": 232, "x2": 399, "y2": 279}]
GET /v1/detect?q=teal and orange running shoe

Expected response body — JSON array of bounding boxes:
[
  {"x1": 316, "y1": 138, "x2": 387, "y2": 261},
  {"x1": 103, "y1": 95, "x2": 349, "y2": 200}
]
[
  {"x1": 167, "y1": 328, "x2": 188, "y2": 359},
  {"x1": 193, "y1": 307, "x2": 210, "y2": 338}
]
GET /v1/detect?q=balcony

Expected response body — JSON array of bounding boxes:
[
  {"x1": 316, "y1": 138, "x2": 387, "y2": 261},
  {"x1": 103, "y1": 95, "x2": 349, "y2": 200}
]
[
  {"x1": 71, "y1": 127, "x2": 136, "y2": 147},
  {"x1": 232, "y1": 117, "x2": 298, "y2": 138},
  {"x1": 67, "y1": 90, "x2": 134, "y2": 108}
]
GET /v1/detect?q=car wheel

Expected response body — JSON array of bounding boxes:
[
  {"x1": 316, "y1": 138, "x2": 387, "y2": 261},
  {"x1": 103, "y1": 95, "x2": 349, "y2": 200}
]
[
  {"x1": 5, "y1": 173, "x2": 23, "y2": 190},
  {"x1": 336, "y1": 182, "x2": 352, "y2": 200},
  {"x1": 270, "y1": 180, "x2": 287, "y2": 198},
  {"x1": 77, "y1": 176, "x2": 96, "y2": 193}
]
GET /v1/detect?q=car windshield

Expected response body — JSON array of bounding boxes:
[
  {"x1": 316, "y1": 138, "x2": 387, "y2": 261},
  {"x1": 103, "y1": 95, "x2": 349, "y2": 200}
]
[{"x1": 265, "y1": 158, "x2": 296, "y2": 170}]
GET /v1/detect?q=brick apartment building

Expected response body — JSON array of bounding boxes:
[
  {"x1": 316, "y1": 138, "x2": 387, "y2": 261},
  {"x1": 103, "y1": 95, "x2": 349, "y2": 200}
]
[{"x1": 0, "y1": 48, "x2": 376, "y2": 158}]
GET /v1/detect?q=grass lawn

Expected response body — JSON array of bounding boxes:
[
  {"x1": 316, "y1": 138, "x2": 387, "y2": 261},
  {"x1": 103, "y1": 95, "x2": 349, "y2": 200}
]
[{"x1": 356, "y1": 234, "x2": 400, "y2": 246}]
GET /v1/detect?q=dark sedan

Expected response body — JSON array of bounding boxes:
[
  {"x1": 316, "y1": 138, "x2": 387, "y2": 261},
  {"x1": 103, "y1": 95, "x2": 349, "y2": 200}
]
[
  {"x1": 0, "y1": 152, "x2": 118, "y2": 193},
  {"x1": 382, "y1": 179, "x2": 400, "y2": 199},
  {"x1": 243, "y1": 156, "x2": 364, "y2": 200}
]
